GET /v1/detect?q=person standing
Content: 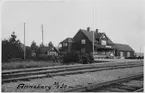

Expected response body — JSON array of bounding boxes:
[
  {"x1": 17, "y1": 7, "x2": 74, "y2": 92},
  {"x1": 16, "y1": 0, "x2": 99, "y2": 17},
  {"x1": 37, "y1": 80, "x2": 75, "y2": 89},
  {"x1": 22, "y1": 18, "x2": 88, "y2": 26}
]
[{"x1": 110, "y1": 53, "x2": 114, "y2": 59}]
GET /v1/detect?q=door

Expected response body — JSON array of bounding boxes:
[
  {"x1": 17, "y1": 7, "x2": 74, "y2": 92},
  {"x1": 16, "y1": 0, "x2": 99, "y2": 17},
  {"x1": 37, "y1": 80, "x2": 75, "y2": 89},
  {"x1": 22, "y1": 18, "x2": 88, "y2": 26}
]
[
  {"x1": 127, "y1": 52, "x2": 130, "y2": 57},
  {"x1": 120, "y1": 51, "x2": 123, "y2": 57}
]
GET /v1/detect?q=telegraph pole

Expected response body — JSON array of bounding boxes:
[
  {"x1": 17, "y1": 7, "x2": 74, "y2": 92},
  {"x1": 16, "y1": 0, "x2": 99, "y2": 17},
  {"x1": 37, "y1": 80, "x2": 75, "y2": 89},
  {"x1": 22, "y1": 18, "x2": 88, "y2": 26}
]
[
  {"x1": 140, "y1": 47, "x2": 142, "y2": 57},
  {"x1": 92, "y1": 0, "x2": 95, "y2": 58},
  {"x1": 24, "y1": 22, "x2": 26, "y2": 60},
  {"x1": 42, "y1": 24, "x2": 44, "y2": 45},
  {"x1": 93, "y1": 30, "x2": 94, "y2": 57}
]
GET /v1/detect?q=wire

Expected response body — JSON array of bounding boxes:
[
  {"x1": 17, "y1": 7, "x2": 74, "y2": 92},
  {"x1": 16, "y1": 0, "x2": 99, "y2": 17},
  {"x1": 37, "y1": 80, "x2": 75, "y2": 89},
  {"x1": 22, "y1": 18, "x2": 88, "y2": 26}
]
[{"x1": 13, "y1": 22, "x2": 23, "y2": 31}]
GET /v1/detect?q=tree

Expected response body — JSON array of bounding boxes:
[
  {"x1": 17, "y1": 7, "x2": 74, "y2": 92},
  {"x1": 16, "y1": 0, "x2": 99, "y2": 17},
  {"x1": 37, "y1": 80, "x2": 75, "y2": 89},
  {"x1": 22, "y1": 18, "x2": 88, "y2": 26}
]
[
  {"x1": 30, "y1": 41, "x2": 38, "y2": 52},
  {"x1": 2, "y1": 39, "x2": 10, "y2": 62},
  {"x1": 40, "y1": 43, "x2": 45, "y2": 47},
  {"x1": 48, "y1": 41, "x2": 54, "y2": 48},
  {"x1": 26, "y1": 46, "x2": 32, "y2": 59},
  {"x1": 9, "y1": 32, "x2": 20, "y2": 44},
  {"x1": 2, "y1": 32, "x2": 23, "y2": 62},
  {"x1": 30, "y1": 41, "x2": 39, "y2": 58}
]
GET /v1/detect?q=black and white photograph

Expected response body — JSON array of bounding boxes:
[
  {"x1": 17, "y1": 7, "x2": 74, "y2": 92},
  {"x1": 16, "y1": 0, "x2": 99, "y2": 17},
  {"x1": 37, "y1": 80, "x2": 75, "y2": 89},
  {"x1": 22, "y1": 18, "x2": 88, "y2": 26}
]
[{"x1": 1, "y1": 0, "x2": 144, "y2": 92}]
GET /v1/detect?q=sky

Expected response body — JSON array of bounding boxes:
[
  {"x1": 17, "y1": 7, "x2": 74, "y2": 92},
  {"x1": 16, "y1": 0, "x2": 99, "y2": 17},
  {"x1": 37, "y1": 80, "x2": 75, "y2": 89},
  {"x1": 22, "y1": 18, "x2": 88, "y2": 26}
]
[{"x1": 1, "y1": 0, "x2": 145, "y2": 52}]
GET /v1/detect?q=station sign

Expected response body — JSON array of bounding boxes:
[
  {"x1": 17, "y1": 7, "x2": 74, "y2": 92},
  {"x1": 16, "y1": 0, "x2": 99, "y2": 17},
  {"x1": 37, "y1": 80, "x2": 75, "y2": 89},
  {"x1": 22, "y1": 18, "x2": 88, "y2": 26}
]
[{"x1": 105, "y1": 45, "x2": 112, "y2": 48}]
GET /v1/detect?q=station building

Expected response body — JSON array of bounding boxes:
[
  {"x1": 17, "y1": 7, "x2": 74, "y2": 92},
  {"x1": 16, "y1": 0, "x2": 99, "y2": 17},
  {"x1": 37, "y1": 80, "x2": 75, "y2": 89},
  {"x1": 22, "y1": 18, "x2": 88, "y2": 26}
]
[{"x1": 59, "y1": 27, "x2": 134, "y2": 58}]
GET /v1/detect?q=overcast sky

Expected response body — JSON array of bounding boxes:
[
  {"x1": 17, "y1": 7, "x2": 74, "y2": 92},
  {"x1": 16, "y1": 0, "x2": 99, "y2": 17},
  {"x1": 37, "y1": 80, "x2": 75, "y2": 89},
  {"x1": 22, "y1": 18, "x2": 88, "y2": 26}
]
[{"x1": 1, "y1": 0, "x2": 145, "y2": 52}]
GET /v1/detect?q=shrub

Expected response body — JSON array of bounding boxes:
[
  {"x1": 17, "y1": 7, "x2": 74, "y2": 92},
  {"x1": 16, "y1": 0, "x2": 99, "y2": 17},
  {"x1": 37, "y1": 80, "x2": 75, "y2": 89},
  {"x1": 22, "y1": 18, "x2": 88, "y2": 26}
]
[
  {"x1": 37, "y1": 55, "x2": 52, "y2": 61},
  {"x1": 61, "y1": 52, "x2": 94, "y2": 64},
  {"x1": 81, "y1": 53, "x2": 92, "y2": 64},
  {"x1": 62, "y1": 52, "x2": 80, "y2": 64}
]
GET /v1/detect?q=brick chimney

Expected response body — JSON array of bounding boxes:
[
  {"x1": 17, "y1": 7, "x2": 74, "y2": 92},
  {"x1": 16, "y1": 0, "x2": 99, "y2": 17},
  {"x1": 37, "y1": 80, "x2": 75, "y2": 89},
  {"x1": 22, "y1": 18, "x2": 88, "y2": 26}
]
[
  {"x1": 87, "y1": 27, "x2": 90, "y2": 32},
  {"x1": 96, "y1": 29, "x2": 98, "y2": 34},
  {"x1": 95, "y1": 29, "x2": 99, "y2": 38}
]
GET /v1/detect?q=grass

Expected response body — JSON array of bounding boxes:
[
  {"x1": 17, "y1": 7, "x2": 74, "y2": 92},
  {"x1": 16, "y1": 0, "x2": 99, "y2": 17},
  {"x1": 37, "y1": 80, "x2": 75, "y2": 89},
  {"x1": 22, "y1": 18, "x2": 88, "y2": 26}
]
[
  {"x1": 2, "y1": 60, "x2": 81, "y2": 70},
  {"x1": 2, "y1": 59, "x2": 141, "y2": 70},
  {"x1": 2, "y1": 60, "x2": 62, "y2": 70}
]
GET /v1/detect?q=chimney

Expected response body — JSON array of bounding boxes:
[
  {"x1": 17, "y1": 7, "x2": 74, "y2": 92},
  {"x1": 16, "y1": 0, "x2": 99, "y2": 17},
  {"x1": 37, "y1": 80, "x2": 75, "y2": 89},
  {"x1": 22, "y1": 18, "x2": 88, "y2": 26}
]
[
  {"x1": 96, "y1": 29, "x2": 98, "y2": 34},
  {"x1": 95, "y1": 29, "x2": 99, "y2": 38},
  {"x1": 87, "y1": 27, "x2": 90, "y2": 32}
]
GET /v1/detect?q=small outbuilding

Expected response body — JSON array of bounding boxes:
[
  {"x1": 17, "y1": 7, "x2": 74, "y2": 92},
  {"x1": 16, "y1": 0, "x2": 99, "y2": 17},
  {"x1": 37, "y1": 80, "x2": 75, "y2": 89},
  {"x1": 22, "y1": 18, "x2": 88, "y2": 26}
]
[
  {"x1": 38, "y1": 44, "x2": 59, "y2": 59},
  {"x1": 114, "y1": 43, "x2": 134, "y2": 57}
]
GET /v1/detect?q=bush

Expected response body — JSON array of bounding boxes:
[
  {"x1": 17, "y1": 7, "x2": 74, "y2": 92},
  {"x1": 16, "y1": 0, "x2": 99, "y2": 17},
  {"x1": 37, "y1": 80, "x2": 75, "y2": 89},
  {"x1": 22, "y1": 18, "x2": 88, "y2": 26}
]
[
  {"x1": 62, "y1": 52, "x2": 80, "y2": 64},
  {"x1": 37, "y1": 55, "x2": 52, "y2": 61},
  {"x1": 61, "y1": 52, "x2": 94, "y2": 64},
  {"x1": 81, "y1": 53, "x2": 93, "y2": 64}
]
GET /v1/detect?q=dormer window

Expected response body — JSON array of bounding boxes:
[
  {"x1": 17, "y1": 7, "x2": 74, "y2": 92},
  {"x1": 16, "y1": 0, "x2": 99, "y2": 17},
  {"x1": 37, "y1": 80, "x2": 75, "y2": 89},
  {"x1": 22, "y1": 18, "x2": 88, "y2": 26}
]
[
  {"x1": 101, "y1": 40, "x2": 106, "y2": 45},
  {"x1": 81, "y1": 39, "x2": 86, "y2": 44},
  {"x1": 63, "y1": 43, "x2": 67, "y2": 46},
  {"x1": 103, "y1": 35, "x2": 105, "y2": 38}
]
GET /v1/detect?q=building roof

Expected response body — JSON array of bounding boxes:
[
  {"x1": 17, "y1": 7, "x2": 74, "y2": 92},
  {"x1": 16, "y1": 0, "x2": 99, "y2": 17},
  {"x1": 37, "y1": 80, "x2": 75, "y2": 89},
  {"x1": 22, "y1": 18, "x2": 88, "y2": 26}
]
[
  {"x1": 80, "y1": 29, "x2": 114, "y2": 45},
  {"x1": 115, "y1": 43, "x2": 134, "y2": 52},
  {"x1": 60, "y1": 37, "x2": 74, "y2": 43},
  {"x1": 39, "y1": 46, "x2": 59, "y2": 53},
  {"x1": 80, "y1": 29, "x2": 101, "y2": 42}
]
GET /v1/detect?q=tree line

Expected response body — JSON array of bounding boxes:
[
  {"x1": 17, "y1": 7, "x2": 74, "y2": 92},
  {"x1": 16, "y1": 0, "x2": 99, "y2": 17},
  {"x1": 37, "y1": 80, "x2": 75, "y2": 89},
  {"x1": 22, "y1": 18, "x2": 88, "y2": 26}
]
[{"x1": 2, "y1": 32, "x2": 47, "y2": 62}]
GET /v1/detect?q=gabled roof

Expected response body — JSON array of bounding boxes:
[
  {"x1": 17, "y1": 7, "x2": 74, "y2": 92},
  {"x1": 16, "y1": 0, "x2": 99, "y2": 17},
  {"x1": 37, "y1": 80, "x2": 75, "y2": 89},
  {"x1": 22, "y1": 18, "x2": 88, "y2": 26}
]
[
  {"x1": 60, "y1": 37, "x2": 74, "y2": 43},
  {"x1": 115, "y1": 43, "x2": 134, "y2": 52},
  {"x1": 101, "y1": 34, "x2": 114, "y2": 45},
  {"x1": 96, "y1": 32, "x2": 104, "y2": 39},
  {"x1": 80, "y1": 29, "x2": 114, "y2": 45},
  {"x1": 80, "y1": 29, "x2": 103, "y2": 42},
  {"x1": 39, "y1": 46, "x2": 59, "y2": 53}
]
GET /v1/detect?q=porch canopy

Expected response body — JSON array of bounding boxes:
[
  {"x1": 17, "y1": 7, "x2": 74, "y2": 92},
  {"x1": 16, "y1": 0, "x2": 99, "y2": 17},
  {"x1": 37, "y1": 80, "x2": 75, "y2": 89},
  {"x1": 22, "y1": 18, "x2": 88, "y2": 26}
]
[{"x1": 94, "y1": 44, "x2": 115, "y2": 50}]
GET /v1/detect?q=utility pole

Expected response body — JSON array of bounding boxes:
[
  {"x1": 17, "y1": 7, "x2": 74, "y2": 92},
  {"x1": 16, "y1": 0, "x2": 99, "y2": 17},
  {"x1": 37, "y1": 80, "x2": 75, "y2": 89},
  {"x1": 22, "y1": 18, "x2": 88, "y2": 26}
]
[
  {"x1": 93, "y1": 30, "x2": 94, "y2": 57},
  {"x1": 42, "y1": 24, "x2": 44, "y2": 46},
  {"x1": 92, "y1": 0, "x2": 95, "y2": 58},
  {"x1": 24, "y1": 22, "x2": 26, "y2": 60},
  {"x1": 140, "y1": 47, "x2": 142, "y2": 57}
]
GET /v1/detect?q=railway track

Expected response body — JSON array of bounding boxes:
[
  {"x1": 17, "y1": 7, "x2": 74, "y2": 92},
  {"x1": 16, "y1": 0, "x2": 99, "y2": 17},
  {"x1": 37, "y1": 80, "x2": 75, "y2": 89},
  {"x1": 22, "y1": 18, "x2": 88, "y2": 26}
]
[
  {"x1": 2, "y1": 61, "x2": 143, "y2": 83},
  {"x1": 64, "y1": 73, "x2": 143, "y2": 92},
  {"x1": 3, "y1": 61, "x2": 142, "y2": 74}
]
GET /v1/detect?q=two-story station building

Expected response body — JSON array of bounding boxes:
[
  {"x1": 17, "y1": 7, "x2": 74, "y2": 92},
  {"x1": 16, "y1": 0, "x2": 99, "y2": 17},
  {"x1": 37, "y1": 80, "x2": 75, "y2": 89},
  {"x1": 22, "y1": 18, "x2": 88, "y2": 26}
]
[{"x1": 59, "y1": 27, "x2": 134, "y2": 58}]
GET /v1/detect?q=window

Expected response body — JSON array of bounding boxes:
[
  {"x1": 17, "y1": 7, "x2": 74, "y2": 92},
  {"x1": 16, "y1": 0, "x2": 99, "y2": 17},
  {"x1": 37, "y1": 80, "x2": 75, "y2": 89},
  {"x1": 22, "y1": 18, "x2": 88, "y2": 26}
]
[
  {"x1": 63, "y1": 43, "x2": 67, "y2": 46},
  {"x1": 102, "y1": 35, "x2": 105, "y2": 38},
  {"x1": 81, "y1": 39, "x2": 86, "y2": 44},
  {"x1": 101, "y1": 40, "x2": 106, "y2": 45}
]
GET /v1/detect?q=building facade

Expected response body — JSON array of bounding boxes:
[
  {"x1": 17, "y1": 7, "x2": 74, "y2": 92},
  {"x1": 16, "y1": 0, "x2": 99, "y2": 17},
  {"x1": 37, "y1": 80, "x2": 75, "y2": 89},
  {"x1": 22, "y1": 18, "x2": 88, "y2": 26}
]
[
  {"x1": 114, "y1": 43, "x2": 134, "y2": 57},
  {"x1": 38, "y1": 44, "x2": 59, "y2": 59},
  {"x1": 60, "y1": 27, "x2": 134, "y2": 58}
]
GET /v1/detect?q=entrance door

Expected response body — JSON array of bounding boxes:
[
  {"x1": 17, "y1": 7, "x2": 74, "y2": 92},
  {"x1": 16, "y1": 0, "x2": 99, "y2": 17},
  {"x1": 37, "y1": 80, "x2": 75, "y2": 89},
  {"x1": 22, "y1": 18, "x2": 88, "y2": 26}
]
[
  {"x1": 127, "y1": 52, "x2": 130, "y2": 57},
  {"x1": 120, "y1": 51, "x2": 123, "y2": 57}
]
